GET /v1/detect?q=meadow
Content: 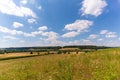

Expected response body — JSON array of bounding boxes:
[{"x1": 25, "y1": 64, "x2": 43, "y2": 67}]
[{"x1": 0, "y1": 48, "x2": 120, "y2": 80}]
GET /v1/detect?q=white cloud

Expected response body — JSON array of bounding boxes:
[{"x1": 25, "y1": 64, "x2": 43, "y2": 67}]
[
  {"x1": 29, "y1": 0, "x2": 36, "y2": 4},
  {"x1": 38, "y1": 26, "x2": 48, "y2": 31},
  {"x1": 119, "y1": 38, "x2": 120, "y2": 40},
  {"x1": 41, "y1": 31, "x2": 58, "y2": 41},
  {"x1": 105, "y1": 32, "x2": 117, "y2": 38},
  {"x1": 23, "y1": 33, "x2": 35, "y2": 37},
  {"x1": 100, "y1": 30, "x2": 117, "y2": 38},
  {"x1": 0, "y1": 26, "x2": 37, "y2": 37},
  {"x1": 0, "y1": 0, "x2": 36, "y2": 18},
  {"x1": 0, "y1": 26, "x2": 48, "y2": 37},
  {"x1": 0, "y1": 25, "x2": 61, "y2": 46},
  {"x1": 38, "y1": 6, "x2": 42, "y2": 10},
  {"x1": 82, "y1": 39, "x2": 96, "y2": 45},
  {"x1": 100, "y1": 30, "x2": 108, "y2": 34},
  {"x1": 98, "y1": 38, "x2": 103, "y2": 41},
  {"x1": 64, "y1": 20, "x2": 93, "y2": 32},
  {"x1": 30, "y1": 31, "x2": 43, "y2": 36},
  {"x1": 39, "y1": 31, "x2": 59, "y2": 45},
  {"x1": 101, "y1": 40, "x2": 120, "y2": 47},
  {"x1": 88, "y1": 34, "x2": 98, "y2": 39},
  {"x1": 0, "y1": 26, "x2": 24, "y2": 35},
  {"x1": 68, "y1": 39, "x2": 96, "y2": 45},
  {"x1": 63, "y1": 20, "x2": 93, "y2": 38},
  {"x1": 20, "y1": 0, "x2": 27, "y2": 5},
  {"x1": 28, "y1": 18, "x2": 36, "y2": 23},
  {"x1": 0, "y1": 26, "x2": 43, "y2": 37},
  {"x1": 3, "y1": 36, "x2": 18, "y2": 40},
  {"x1": 62, "y1": 31, "x2": 79, "y2": 38},
  {"x1": 20, "y1": 40, "x2": 25, "y2": 43},
  {"x1": 81, "y1": 0, "x2": 107, "y2": 16},
  {"x1": 13, "y1": 22, "x2": 24, "y2": 28}
]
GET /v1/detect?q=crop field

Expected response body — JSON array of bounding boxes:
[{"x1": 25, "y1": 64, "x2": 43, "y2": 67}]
[{"x1": 0, "y1": 48, "x2": 120, "y2": 80}]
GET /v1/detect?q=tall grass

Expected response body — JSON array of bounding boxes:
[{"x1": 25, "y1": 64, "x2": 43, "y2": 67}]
[{"x1": 0, "y1": 48, "x2": 120, "y2": 80}]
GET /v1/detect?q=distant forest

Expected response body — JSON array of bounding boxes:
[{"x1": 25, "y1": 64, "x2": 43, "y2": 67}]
[{"x1": 0, "y1": 45, "x2": 113, "y2": 54}]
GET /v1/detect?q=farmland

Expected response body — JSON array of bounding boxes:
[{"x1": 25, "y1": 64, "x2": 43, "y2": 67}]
[{"x1": 0, "y1": 48, "x2": 120, "y2": 80}]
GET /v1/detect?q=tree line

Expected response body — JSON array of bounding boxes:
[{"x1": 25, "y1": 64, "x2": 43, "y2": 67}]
[{"x1": 0, "y1": 45, "x2": 113, "y2": 54}]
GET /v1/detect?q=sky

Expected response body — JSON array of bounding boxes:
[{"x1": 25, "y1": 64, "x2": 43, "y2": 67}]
[{"x1": 0, "y1": 0, "x2": 120, "y2": 48}]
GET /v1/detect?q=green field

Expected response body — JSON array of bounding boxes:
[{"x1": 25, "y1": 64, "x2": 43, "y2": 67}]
[{"x1": 0, "y1": 48, "x2": 120, "y2": 80}]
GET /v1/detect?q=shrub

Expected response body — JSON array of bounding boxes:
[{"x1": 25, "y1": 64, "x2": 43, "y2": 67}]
[
  {"x1": 58, "y1": 51, "x2": 62, "y2": 54},
  {"x1": 30, "y1": 52, "x2": 33, "y2": 54}
]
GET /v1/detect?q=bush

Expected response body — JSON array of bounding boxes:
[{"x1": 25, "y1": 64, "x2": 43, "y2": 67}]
[
  {"x1": 68, "y1": 51, "x2": 70, "y2": 54},
  {"x1": 37, "y1": 52, "x2": 40, "y2": 55},
  {"x1": 58, "y1": 51, "x2": 62, "y2": 54},
  {"x1": 30, "y1": 52, "x2": 33, "y2": 54}
]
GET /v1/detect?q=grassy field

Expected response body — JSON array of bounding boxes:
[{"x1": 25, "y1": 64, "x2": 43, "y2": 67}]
[
  {"x1": 0, "y1": 52, "x2": 35, "y2": 58},
  {"x1": 0, "y1": 48, "x2": 120, "y2": 80}
]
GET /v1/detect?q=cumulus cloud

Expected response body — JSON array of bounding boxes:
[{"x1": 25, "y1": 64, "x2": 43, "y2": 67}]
[
  {"x1": 28, "y1": 18, "x2": 36, "y2": 23},
  {"x1": 81, "y1": 0, "x2": 107, "y2": 16},
  {"x1": 13, "y1": 22, "x2": 24, "y2": 28},
  {"x1": 0, "y1": 26, "x2": 36, "y2": 37},
  {"x1": 98, "y1": 38, "x2": 103, "y2": 41},
  {"x1": 0, "y1": 0, "x2": 36, "y2": 18},
  {"x1": 20, "y1": 0, "x2": 27, "y2": 5},
  {"x1": 88, "y1": 34, "x2": 98, "y2": 39},
  {"x1": 105, "y1": 32, "x2": 117, "y2": 38},
  {"x1": 0, "y1": 26, "x2": 58, "y2": 40},
  {"x1": 62, "y1": 31, "x2": 79, "y2": 38},
  {"x1": 0, "y1": 25, "x2": 61, "y2": 46},
  {"x1": 20, "y1": 40, "x2": 25, "y2": 43},
  {"x1": 23, "y1": 33, "x2": 35, "y2": 37},
  {"x1": 38, "y1": 6, "x2": 42, "y2": 10},
  {"x1": 38, "y1": 26, "x2": 48, "y2": 31},
  {"x1": 82, "y1": 39, "x2": 96, "y2": 45},
  {"x1": 62, "y1": 20, "x2": 93, "y2": 38},
  {"x1": 101, "y1": 40, "x2": 120, "y2": 47},
  {"x1": 0, "y1": 26, "x2": 24, "y2": 35},
  {"x1": 100, "y1": 30, "x2": 117, "y2": 38},
  {"x1": 100, "y1": 30, "x2": 108, "y2": 34},
  {"x1": 3, "y1": 36, "x2": 18, "y2": 40},
  {"x1": 68, "y1": 39, "x2": 95, "y2": 45},
  {"x1": 64, "y1": 20, "x2": 93, "y2": 32},
  {"x1": 41, "y1": 31, "x2": 58, "y2": 41},
  {"x1": 38, "y1": 31, "x2": 59, "y2": 46}
]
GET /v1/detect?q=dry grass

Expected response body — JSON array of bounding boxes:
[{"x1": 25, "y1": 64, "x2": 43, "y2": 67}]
[
  {"x1": 0, "y1": 52, "x2": 30, "y2": 58},
  {"x1": 0, "y1": 52, "x2": 43, "y2": 59},
  {"x1": 0, "y1": 48, "x2": 120, "y2": 80}
]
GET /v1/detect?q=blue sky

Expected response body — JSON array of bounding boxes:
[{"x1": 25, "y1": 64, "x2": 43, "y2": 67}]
[{"x1": 0, "y1": 0, "x2": 120, "y2": 48}]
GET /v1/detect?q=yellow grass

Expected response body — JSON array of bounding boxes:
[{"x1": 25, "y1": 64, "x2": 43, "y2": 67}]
[
  {"x1": 0, "y1": 48, "x2": 120, "y2": 80},
  {"x1": 0, "y1": 52, "x2": 37, "y2": 58}
]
